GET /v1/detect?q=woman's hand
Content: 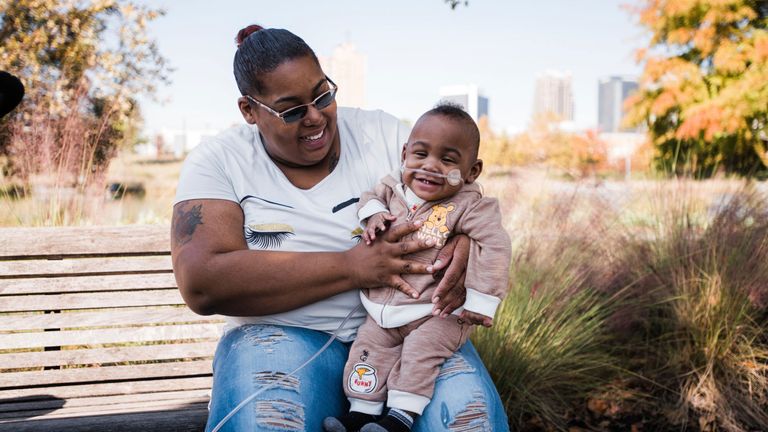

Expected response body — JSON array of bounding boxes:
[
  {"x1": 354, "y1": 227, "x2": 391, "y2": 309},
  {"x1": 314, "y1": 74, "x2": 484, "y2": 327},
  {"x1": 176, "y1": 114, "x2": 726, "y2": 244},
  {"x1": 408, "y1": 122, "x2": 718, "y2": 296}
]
[
  {"x1": 347, "y1": 219, "x2": 434, "y2": 299},
  {"x1": 430, "y1": 234, "x2": 470, "y2": 318}
]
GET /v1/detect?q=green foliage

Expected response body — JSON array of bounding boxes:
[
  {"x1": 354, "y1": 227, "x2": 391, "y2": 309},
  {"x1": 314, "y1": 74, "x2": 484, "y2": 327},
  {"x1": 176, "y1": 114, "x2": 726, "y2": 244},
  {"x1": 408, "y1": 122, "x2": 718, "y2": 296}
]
[
  {"x1": 0, "y1": 0, "x2": 169, "y2": 188},
  {"x1": 626, "y1": 0, "x2": 768, "y2": 178}
]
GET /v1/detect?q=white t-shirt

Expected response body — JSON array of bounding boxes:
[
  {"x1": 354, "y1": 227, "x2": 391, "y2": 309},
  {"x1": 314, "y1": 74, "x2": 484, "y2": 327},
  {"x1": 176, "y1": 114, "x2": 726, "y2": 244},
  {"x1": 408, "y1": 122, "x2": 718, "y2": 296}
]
[{"x1": 174, "y1": 107, "x2": 409, "y2": 341}]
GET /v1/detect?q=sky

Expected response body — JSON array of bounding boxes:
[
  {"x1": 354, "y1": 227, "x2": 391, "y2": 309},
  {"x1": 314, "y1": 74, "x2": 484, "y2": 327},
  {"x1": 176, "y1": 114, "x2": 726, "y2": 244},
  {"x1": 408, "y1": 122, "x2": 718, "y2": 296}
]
[{"x1": 136, "y1": 0, "x2": 646, "y2": 136}]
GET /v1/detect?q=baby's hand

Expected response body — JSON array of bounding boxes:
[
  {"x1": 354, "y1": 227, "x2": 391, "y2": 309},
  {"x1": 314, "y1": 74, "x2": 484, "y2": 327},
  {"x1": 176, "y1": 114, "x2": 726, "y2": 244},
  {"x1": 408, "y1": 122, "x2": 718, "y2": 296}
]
[
  {"x1": 460, "y1": 310, "x2": 494, "y2": 328},
  {"x1": 363, "y1": 212, "x2": 397, "y2": 245}
]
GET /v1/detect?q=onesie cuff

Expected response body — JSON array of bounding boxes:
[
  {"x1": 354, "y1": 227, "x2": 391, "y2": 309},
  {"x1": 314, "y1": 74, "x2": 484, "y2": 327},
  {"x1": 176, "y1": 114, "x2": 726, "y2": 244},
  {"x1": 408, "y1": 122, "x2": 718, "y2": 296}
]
[
  {"x1": 387, "y1": 390, "x2": 431, "y2": 415},
  {"x1": 358, "y1": 200, "x2": 389, "y2": 226},
  {"x1": 348, "y1": 398, "x2": 385, "y2": 415},
  {"x1": 463, "y1": 288, "x2": 502, "y2": 318}
]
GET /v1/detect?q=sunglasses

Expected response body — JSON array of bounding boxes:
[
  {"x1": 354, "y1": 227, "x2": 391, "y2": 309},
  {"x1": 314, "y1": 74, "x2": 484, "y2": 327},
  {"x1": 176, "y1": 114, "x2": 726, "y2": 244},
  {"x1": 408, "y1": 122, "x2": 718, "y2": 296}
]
[{"x1": 246, "y1": 77, "x2": 338, "y2": 124}]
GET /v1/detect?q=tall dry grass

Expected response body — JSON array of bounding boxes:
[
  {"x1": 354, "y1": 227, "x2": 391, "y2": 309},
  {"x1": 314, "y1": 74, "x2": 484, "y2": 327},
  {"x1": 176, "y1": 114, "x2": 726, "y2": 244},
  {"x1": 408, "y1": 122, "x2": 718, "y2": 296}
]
[
  {"x1": 475, "y1": 174, "x2": 768, "y2": 431},
  {"x1": 624, "y1": 186, "x2": 768, "y2": 431},
  {"x1": 0, "y1": 153, "x2": 179, "y2": 226},
  {"x1": 474, "y1": 177, "x2": 631, "y2": 429}
]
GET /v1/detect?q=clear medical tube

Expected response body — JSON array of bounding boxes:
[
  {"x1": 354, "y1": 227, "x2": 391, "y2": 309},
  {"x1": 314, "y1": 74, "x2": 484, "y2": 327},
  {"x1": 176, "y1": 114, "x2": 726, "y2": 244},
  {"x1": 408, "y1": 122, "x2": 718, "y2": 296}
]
[
  {"x1": 402, "y1": 167, "x2": 462, "y2": 186},
  {"x1": 211, "y1": 304, "x2": 364, "y2": 432}
]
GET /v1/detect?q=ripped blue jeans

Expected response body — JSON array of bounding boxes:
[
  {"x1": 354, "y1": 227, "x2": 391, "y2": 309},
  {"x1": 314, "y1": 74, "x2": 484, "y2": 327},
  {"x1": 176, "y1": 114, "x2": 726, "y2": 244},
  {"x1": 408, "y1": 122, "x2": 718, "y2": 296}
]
[{"x1": 205, "y1": 324, "x2": 509, "y2": 431}]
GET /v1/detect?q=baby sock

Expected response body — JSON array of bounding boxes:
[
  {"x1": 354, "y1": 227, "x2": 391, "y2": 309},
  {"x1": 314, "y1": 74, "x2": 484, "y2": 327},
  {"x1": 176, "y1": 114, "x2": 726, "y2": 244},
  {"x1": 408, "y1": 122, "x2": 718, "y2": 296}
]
[
  {"x1": 360, "y1": 408, "x2": 415, "y2": 432},
  {"x1": 323, "y1": 411, "x2": 378, "y2": 432}
]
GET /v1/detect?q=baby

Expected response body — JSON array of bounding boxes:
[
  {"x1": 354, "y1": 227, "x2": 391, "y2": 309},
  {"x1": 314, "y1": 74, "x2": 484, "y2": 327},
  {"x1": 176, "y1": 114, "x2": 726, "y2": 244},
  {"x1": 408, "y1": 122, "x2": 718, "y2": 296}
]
[{"x1": 324, "y1": 102, "x2": 511, "y2": 432}]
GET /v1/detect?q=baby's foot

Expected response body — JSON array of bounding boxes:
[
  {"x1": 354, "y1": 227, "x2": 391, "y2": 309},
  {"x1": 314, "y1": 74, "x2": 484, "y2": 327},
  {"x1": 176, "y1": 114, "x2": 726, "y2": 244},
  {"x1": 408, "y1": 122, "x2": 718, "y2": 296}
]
[
  {"x1": 360, "y1": 408, "x2": 414, "y2": 432},
  {"x1": 323, "y1": 411, "x2": 378, "y2": 432}
]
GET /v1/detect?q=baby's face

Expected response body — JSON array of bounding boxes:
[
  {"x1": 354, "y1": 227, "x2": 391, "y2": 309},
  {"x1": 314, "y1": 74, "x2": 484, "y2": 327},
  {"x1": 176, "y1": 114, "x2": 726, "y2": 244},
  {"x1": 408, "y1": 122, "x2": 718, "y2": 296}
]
[{"x1": 401, "y1": 114, "x2": 481, "y2": 202}]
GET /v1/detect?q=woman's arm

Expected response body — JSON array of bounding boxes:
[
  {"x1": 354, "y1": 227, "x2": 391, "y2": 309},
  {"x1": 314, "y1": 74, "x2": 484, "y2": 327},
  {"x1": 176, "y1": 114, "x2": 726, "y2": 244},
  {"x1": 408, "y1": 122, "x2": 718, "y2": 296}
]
[{"x1": 171, "y1": 199, "x2": 432, "y2": 316}]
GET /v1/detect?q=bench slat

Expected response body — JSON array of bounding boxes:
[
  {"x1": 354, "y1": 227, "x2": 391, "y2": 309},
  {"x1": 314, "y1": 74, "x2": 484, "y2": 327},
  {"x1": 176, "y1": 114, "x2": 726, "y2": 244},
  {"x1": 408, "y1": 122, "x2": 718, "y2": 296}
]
[
  {"x1": 0, "y1": 404, "x2": 208, "y2": 432},
  {"x1": 0, "y1": 389, "x2": 210, "y2": 416},
  {"x1": 0, "y1": 394, "x2": 209, "y2": 420},
  {"x1": 0, "y1": 308, "x2": 218, "y2": 332},
  {"x1": 0, "y1": 390, "x2": 210, "y2": 422},
  {"x1": 0, "y1": 307, "x2": 220, "y2": 332},
  {"x1": 1, "y1": 323, "x2": 220, "y2": 350},
  {"x1": 0, "y1": 225, "x2": 170, "y2": 258},
  {"x1": 0, "y1": 389, "x2": 210, "y2": 414},
  {"x1": 0, "y1": 256, "x2": 172, "y2": 279},
  {"x1": 0, "y1": 273, "x2": 177, "y2": 295},
  {"x1": 0, "y1": 360, "x2": 211, "y2": 388},
  {"x1": 0, "y1": 376, "x2": 213, "y2": 401},
  {"x1": 1, "y1": 342, "x2": 217, "y2": 370},
  {"x1": 1, "y1": 289, "x2": 183, "y2": 313}
]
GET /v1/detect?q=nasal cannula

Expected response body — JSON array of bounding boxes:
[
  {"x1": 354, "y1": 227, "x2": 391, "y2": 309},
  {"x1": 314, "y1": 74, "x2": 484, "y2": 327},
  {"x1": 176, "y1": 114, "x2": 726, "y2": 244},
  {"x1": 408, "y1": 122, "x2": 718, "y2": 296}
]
[
  {"x1": 210, "y1": 304, "x2": 364, "y2": 432},
  {"x1": 402, "y1": 166, "x2": 462, "y2": 186}
]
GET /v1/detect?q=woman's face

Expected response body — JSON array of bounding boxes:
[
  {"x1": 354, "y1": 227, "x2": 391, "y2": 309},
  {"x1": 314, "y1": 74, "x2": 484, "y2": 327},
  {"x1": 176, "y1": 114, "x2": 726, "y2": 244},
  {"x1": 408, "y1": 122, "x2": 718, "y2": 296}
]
[{"x1": 238, "y1": 55, "x2": 338, "y2": 167}]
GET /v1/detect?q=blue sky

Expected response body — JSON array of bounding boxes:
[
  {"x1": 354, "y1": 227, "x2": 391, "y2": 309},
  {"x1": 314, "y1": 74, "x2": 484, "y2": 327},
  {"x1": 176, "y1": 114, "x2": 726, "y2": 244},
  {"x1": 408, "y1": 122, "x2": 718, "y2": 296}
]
[{"x1": 137, "y1": 0, "x2": 645, "y2": 135}]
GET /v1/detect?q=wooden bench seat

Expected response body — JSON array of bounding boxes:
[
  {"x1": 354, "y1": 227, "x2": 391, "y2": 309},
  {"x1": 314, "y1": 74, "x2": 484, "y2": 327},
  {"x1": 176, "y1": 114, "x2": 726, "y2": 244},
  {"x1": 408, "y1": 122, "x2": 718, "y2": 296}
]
[{"x1": 0, "y1": 225, "x2": 223, "y2": 431}]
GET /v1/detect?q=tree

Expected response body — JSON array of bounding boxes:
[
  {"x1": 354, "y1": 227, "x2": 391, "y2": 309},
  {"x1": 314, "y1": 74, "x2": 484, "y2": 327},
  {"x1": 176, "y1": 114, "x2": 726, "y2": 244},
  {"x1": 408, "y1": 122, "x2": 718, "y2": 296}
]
[
  {"x1": 625, "y1": 0, "x2": 768, "y2": 178},
  {"x1": 0, "y1": 0, "x2": 169, "y2": 189},
  {"x1": 444, "y1": 0, "x2": 469, "y2": 10}
]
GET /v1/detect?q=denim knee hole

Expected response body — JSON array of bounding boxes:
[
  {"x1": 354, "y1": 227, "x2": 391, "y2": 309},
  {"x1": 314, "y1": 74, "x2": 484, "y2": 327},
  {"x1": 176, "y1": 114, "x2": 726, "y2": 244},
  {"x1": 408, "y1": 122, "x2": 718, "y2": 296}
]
[
  {"x1": 437, "y1": 353, "x2": 477, "y2": 381},
  {"x1": 441, "y1": 391, "x2": 491, "y2": 432},
  {"x1": 253, "y1": 398, "x2": 305, "y2": 431}
]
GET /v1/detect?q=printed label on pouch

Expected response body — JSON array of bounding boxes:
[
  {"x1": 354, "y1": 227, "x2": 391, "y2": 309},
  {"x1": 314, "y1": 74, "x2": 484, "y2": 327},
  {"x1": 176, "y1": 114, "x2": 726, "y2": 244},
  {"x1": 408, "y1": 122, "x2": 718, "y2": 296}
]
[{"x1": 348, "y1": 363, "x2": 377, "y2": 394}]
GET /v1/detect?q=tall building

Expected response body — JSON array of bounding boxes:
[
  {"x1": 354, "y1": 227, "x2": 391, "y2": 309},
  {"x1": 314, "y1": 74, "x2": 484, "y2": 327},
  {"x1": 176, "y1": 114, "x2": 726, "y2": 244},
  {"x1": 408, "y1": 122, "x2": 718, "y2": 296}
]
[
  {"x1": 532, "y1": 70, "x2": 574, "y2": 121},
  {"x1": 438, "y1": 84, "x2": 489, "y2": 122},
  {"x1": 598, "y1": 76, "x2": 639, "y2": 132},
  {"x1": 319, "y1": 42, "x2": 366, "y2": 108}
]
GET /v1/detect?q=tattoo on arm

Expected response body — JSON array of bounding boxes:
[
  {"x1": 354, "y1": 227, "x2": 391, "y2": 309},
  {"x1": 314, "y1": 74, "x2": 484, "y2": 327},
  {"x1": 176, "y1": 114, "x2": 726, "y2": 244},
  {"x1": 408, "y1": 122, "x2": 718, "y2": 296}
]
[
  {"x1": 173, "y1": 203, "x2": 203, "y2": 246},
  {"x1": 328, "y1": 151, "x2": 339, "y2": 173}
]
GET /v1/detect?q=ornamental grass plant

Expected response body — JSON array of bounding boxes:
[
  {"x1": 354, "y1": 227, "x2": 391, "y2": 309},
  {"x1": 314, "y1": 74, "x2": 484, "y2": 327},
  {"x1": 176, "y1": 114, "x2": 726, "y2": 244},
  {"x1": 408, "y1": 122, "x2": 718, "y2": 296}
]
[
  {"x1": 625, "y1": 186, "x2": 768, "y2": 431},
  {"x1": 472, "y1": 187, "x2": 628, "y2": 430},
  {"x1": 475, "y1": 177, "x2": 768, "y2": 431}
]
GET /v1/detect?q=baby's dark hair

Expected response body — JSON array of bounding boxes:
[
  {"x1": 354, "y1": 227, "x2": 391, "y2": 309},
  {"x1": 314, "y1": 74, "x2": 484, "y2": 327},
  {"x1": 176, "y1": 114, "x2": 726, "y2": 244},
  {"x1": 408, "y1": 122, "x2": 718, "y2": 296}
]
[
  {"x1": 233, "y1": 24, "x2": 319, "y2": 96},
  {"x1": 424, "y1": 101, "x2": 481, "y2": 159}
]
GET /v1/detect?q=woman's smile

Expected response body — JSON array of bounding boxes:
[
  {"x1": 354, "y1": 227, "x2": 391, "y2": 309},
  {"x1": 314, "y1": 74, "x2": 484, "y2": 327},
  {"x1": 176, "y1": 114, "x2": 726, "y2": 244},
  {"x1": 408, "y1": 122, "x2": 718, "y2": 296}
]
[{"x1": 299, "y1": 126, "x2": 328, "y2": 151}]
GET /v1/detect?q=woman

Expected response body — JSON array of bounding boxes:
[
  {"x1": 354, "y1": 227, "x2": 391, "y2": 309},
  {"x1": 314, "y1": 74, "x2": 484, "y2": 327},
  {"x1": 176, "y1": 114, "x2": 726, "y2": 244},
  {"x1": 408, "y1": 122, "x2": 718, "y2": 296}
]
[{"x1": 171, "y1": 24, "x2": 509, "y2": 431}]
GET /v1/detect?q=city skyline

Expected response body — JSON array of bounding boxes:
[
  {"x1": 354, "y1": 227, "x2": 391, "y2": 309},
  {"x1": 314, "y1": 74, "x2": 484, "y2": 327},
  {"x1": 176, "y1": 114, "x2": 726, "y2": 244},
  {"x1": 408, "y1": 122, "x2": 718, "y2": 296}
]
[
  {"x1": 319, "y1": 42, "x2": 367, "y2": 109},
  {"x1": 136, "y1": 0, "x2": 643, "y2": 137},
  {"x1": 532, "y1": 70, "x2": 575, "y2": 122},
  {"x1": 439, "y1": 84, "x2": 489, "y2": 122},
  {"x1": 598, "y1": 75, "x2": 640, "y2": 133}
]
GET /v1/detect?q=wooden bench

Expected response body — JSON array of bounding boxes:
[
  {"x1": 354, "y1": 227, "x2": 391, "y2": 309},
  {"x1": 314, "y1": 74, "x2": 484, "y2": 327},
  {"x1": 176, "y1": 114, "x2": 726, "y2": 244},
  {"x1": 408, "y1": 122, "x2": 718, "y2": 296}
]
[{"x1": 0, "y1": 225, "x2": 223, "y2": 431}]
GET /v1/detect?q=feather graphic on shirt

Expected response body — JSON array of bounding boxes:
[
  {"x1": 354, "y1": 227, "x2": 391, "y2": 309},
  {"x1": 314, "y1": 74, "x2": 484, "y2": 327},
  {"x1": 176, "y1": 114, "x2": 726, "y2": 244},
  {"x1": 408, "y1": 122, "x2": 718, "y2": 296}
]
[
  {"x1": 245, "y1": 223, "x2": 295, "y2": 249},
  {"x1": 351, "y1": 227, "x2": 363, "y2": 242}
]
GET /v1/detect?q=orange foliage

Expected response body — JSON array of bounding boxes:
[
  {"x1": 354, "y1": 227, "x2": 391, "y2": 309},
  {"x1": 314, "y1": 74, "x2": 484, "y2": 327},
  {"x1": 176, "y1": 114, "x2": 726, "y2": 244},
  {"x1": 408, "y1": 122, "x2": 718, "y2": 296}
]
[{"x1": 626, "y1": 0, "x2": 768, "y2": 174}]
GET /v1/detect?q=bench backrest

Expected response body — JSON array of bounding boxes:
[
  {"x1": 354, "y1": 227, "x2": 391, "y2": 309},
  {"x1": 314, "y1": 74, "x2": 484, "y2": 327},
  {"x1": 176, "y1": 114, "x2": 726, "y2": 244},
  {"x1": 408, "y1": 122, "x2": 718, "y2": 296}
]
[{"x1": 0, "y1": 225, "x2": 222, "y2": 427}]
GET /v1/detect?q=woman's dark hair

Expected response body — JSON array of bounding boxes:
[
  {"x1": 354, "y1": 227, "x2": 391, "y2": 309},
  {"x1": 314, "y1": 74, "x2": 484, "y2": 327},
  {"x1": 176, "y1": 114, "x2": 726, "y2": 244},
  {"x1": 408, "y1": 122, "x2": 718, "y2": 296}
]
[{"x1": 233, "y1": 24, "x2": 319, "y2": 96}]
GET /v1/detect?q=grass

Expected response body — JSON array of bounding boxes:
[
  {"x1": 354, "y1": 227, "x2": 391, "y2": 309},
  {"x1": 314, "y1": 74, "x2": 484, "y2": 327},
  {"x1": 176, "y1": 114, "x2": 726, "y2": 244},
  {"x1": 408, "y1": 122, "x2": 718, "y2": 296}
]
[
  {"x1": 475, "y1": 175, "x2": 768, "y2": 431},
  {"x1": 629, "y1": 188, "x2": 768, "y2": 431},
  {"x1": 0, "y1": 153, "x2": 180, "y2": 226},
  {"x1": 473, "y1": 179, "x2": 629, "y2": 430}
]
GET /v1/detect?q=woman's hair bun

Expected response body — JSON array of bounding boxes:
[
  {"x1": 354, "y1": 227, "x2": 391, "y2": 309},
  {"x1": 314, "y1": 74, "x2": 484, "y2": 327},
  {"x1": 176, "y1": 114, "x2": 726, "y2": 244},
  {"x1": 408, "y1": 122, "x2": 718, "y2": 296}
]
[{"x1": 236, "y1": 24, "x2": 264, "y2": 47}]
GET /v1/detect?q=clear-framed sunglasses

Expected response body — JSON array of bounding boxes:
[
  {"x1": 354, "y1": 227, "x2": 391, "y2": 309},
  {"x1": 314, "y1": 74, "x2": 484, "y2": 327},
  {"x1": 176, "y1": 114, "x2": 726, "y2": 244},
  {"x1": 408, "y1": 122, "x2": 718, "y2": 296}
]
[{"x1": 245, "y1": 76, "x2": 338, "y2": 124}]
